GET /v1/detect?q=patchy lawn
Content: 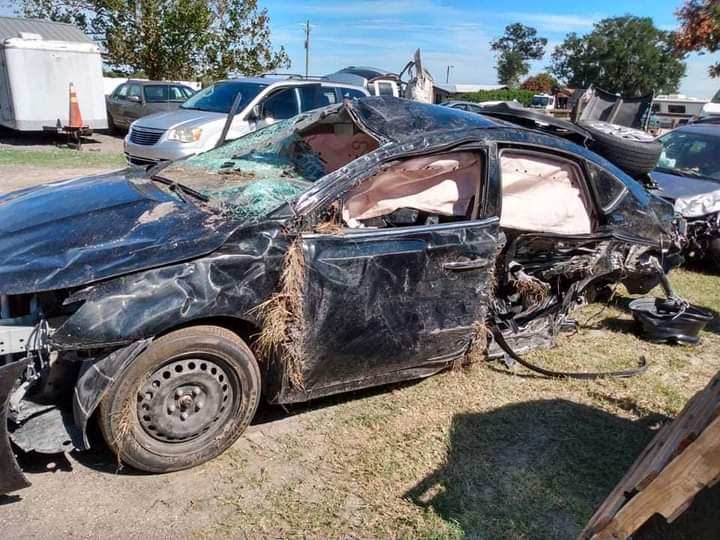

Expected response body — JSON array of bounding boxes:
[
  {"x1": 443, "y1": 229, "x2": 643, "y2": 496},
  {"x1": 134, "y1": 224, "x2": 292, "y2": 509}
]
[
  {"x1": 202, "y1": 267, "x2": 720, "y2": 539},
  {"x1": 0, "y1": 147, "x2": 124, "y2": 168}
]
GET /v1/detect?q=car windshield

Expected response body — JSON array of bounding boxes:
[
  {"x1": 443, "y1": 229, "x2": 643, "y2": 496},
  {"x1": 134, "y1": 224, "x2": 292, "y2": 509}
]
[
  {"x1": 180, "y1": 81, "x2": 267, "y2": 113},
  {"x1": 531, "y1": 96, "x2": 550, "y2": 107},
  {"x1": 156, "y1": 117, "x2": 325, "y2": 223},
  {"x1": 657, "y1": 130, "x2": 720, "y2": 181}
]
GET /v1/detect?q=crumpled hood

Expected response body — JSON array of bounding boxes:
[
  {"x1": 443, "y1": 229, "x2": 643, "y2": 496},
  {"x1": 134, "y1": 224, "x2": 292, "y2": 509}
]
[
  {"x1": 133, "y1": 109, "x2": 226, "y2": 131},
  {"x1": 0, "y1": 170, "x2": 237, "y2": 294},
  {"x1": 650, "y1": 170, "x2": 720, "y2": 218}
]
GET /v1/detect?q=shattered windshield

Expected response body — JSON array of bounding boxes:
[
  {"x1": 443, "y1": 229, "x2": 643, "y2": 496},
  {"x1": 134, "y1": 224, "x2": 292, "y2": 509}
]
[
  {"x1": 157, "y1": 118, "x2": 326, "y2": 222},
  {"x1": 657, "y1": 130, "x2": 720, "y2": 181}
]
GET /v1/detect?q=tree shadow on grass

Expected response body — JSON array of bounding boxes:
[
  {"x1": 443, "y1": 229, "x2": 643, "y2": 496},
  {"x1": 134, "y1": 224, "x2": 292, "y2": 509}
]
[{"x1": 405, "y1": 399, "x2": 719, "y2": 539}]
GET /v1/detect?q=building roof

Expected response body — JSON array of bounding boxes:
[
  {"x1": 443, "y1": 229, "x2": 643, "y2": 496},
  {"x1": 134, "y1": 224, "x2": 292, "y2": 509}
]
[
  {"x1": 434, "y1": 83, "x2": 507, "y2": 94},
  {"x1": 0, "y1": 16, "x2": 92, "y2": 44}
]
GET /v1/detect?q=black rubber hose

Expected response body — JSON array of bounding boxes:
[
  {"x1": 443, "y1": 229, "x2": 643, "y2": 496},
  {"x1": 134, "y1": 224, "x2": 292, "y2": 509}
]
[{"x1": 490, "y1": 325, "x2": 648, "y2": 380}]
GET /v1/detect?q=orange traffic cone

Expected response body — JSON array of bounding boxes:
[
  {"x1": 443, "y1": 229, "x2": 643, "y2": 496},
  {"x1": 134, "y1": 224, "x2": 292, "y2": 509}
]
[{"x1": 68, "y1": 83, "x2": 84, "y2": 128}]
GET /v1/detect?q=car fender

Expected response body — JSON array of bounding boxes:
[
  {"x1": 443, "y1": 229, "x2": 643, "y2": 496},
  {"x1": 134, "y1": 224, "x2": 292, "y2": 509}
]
[{"x1": 72, "y1": 340, "x2": 151, "y2": 449}]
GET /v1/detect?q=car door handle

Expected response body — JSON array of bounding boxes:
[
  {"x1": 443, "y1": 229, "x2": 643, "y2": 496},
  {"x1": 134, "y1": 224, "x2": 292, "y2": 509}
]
[{"x1": 442, "y1": 258, "x2": 489, "y2": 271}]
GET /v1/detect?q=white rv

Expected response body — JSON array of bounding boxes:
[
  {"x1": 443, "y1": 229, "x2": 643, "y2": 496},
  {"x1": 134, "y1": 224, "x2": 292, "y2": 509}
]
[
  {"x1": 0, "y1": 17, "x2": 107, "y2": 131},
  {"x1": 651, "y1": 94, "x2": 708, "y2": 131}
]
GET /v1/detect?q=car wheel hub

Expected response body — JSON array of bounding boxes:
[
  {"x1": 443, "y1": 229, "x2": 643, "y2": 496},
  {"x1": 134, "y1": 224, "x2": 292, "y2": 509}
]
[{"x1": 137, "y1": 358, "x2": 233, "y2": 443}]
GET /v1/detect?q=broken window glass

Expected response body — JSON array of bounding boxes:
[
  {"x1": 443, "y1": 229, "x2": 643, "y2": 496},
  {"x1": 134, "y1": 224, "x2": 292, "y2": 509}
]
[{"x1": 159, "y1": 118, "x2": 327, "y2": 223}]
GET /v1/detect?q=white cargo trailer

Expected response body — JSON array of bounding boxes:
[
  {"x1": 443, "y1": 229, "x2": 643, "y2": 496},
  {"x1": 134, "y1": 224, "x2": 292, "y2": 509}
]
[{"x1": 0, "y1": 17, "x2": 107, "y2": 131}]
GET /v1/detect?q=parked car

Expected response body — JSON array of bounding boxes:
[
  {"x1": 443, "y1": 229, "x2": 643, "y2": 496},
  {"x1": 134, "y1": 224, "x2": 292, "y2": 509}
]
[
  {"x1": 106, "y1": 80, "x2": 196, "y2": 131},
  {"x1": 123, "y1": 77, "x2": 369, "y2": 166},
  {"x1": 651, "y1": 122, "x2": 720, "y2": 265},
  {"x1": 0, "y1": 97, "x2": 682, "y2": 495},
  {"x1": 442, "y1": 100, "x2": 512, "y2": 113}
]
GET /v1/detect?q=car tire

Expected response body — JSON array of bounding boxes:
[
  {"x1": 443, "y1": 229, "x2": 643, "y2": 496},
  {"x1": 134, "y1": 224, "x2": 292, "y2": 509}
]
[
  {"x1": 107, "y1": 111, "x2": 119, "y2": 134},
  {"x1": 98, "y1": 325, "x2": 261, "y2": 473},
  {"x1": 579, "y1": 120, "x2": 662, "y2": 176}
]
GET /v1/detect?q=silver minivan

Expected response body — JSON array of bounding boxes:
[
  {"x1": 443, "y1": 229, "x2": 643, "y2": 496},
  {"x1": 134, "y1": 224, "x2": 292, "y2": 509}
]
[{"x1": 124, "y1": 77, "x2": 368, "y2": 166}]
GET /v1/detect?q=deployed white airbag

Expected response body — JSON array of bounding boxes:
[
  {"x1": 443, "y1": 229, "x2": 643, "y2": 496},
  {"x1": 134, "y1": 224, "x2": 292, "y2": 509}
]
[
  {"x1": 500, "y1": 152, "x2": 592, "y2": 234},
  {"x1": 343, "y1": 152, "x2": 480, "y2": 222}
]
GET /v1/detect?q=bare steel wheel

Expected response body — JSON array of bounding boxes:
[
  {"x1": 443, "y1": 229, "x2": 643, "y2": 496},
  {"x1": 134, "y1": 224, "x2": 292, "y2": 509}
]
[
  {"x1": 99, "y1": 326, "x2": 261, "y2": 473},
  {"x1": 137, "y1": 357, "x2": 235, "y2": 444}
]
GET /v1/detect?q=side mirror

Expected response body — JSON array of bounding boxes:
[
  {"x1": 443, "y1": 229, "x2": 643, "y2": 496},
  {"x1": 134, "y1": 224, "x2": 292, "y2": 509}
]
[
  {"x1": 248, "y1": 104, "x2": 262, "y2": 121},
  {"x1": 127, "y1": 95, "x2": 141, "y2": 103}
]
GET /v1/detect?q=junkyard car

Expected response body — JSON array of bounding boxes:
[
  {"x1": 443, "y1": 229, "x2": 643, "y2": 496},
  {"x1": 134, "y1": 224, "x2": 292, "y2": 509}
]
[
  {"x1": 0, "y1": 97, "x2": 681, "y2": 495},
  {"x1": 106, "y1": 80, "x2": 196, "y2": 131},
  {"x1": 651, "y1": 121, "x2": 720, "y2": 265}
]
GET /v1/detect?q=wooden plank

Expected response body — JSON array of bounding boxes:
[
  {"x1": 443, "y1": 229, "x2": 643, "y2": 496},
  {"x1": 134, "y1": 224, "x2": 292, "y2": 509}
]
[
  {"x1": 582, "y1": 372, "x2": 720, "y2": 538},
  {"x1": 592, "y1": 414, "x2": 720, "y2": 539}
]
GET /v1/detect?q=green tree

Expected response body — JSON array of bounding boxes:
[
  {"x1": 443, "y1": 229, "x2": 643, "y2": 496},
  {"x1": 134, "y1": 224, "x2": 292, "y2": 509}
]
[
  {"x1": 520, "y1": 72, "x2": 559, "y2": 93},
  {"x1": 490, "y1": 23, "x2": 547, "y2": 87},
  {"x1": 21, "y1": 0, "x2": 290, "y2": 81},
  {"x1": 550, "y1": 16, "x2": 686, "y2": 96},
  {"x1": 675, "y1": 0, "x2": 720, "y2": 77}
]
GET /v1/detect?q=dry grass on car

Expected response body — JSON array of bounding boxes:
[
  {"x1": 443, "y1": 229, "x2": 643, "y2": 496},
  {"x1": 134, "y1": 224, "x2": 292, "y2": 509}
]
[{"x1": 253, "y1": 239, "x2": 307, "y2": 389}]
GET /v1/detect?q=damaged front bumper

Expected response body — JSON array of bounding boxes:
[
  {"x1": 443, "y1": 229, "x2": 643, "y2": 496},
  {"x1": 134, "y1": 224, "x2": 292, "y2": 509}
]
[
  {"x1": 0, "y1": 357, "x2": 32, "y2": 495},
  {"x1": 684, "y1": 212, "x2": 720, "y2": 260}
]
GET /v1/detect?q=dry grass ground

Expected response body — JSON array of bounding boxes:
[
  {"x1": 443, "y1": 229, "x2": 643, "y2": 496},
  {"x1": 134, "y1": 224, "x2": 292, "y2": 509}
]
[{"x1": 202, "y1": 267, "x2": 720, "y2": 539}]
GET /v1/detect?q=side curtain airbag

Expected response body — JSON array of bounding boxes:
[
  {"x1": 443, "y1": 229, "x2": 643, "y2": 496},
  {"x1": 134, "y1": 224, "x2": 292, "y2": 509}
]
[
  {"x1": 500, "y1": 152, "x2": 592, "y2": 235},
  {"x1": 342, "y1": 152, "x2": 480, "y2": 222}
]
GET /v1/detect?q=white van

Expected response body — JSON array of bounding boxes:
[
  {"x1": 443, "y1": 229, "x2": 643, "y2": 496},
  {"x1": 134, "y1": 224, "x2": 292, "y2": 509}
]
[
  {"x1": 0, "y1": 17, "x2": 107, "y2": 131},
  {"x1": 124, "y1": 77, "x2": 368, "y2": 166}
]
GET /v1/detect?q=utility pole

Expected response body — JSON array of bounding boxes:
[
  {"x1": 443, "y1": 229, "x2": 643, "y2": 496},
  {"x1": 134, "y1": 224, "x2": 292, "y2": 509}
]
[
  {"x1": 304, "y1": 20, "x2": 311, "y2": 78},
  {"x1": 446, "y1": 65, "x2": 454, "y2": 84}
]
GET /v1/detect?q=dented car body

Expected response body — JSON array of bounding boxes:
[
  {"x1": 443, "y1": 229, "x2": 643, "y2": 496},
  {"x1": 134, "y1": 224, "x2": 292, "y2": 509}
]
[
  {"x1": 651, "y1": 122, "x2": 720, "y2": 265},
  {"x1": 0, "y1": 97, "x2": 681, "y2": 494}
]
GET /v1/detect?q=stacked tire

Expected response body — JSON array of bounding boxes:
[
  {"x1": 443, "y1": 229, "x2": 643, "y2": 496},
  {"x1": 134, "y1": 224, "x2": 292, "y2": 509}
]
[{"x1": 579, "y1": 120, "x2": 662, "y2": 176}]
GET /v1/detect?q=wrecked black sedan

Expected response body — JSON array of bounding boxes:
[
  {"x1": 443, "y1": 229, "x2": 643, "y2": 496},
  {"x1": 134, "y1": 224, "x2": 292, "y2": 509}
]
[{"x1": 0, "y1": 97, "x2": 681, "y2": 495}]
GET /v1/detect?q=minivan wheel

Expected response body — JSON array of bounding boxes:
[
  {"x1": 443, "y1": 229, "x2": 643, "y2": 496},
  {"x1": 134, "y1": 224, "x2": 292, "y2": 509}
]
[
  {"x1": 107, "y1": 111, "x2": 119, "y2": 134},
  {"x1": 99, "y1": 326, "x2": 261, "y2": 473}
]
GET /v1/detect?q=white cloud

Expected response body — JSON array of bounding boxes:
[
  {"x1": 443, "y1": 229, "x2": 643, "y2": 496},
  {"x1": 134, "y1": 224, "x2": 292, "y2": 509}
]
[{"x1": 500, "y1": 12, "x2": 600, "y2": 32}]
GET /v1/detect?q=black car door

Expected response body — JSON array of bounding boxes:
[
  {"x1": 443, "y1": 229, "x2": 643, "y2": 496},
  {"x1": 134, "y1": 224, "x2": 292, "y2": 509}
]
[{"x1": 294, "y1": 150, "x2": 501, "y2": 396}]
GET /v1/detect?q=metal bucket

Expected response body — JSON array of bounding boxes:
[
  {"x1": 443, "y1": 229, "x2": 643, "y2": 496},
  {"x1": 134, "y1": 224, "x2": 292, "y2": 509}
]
[{"x1": 629, "y1": 297, "x2": 714, "y2": 345}]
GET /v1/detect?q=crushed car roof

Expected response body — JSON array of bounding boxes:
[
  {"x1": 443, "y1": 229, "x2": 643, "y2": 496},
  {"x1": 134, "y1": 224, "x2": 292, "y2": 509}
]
[{"x1": 350, "y1": 96, "x2": 500, "y2": 142}]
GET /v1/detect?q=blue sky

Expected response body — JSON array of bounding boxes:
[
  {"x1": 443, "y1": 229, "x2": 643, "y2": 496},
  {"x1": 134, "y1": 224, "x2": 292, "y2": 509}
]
[
  {"x1": 2, "y1": 0, "x2": 718, "y2": 97},
  {"x1": 262, "y1": 0, "x2": 720, "y2": 98}
]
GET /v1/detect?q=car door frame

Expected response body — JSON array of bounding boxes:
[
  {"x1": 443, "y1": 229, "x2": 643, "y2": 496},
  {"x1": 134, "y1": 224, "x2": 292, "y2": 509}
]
[
  {"x1": 122, "y1": 83, "x2": 145, "y2": 126},
  {"x1": 275, "y1": 143, "x2": 503, "y2": 403},
  {"x1": 142, "y1": 83, "x2": 172, "y2": 115}
]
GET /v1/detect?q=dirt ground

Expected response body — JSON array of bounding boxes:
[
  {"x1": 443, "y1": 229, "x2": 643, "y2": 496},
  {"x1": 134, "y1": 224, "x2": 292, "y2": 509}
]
[
  {"x1": 0, "y1": 129, "x2": 125, "y2": 191},
  {"x1": 0, "y1": 127, "x2": 124, "y2": 154},
  {"x1": 1, "y1": 158, "x2": 719, "y2": 539}
]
